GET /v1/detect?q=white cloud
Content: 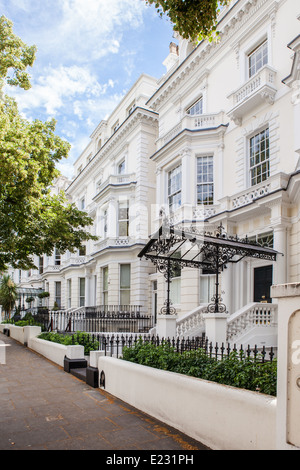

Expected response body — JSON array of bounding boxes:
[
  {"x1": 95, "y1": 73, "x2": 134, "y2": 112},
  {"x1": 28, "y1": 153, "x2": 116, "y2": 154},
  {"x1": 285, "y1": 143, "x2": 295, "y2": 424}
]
[
  {"x1": 11, "y1": 65, "x2": 115, "y2": 118},
  {"x1": 52, "y1": 0, "x2": 146, "y2": 62}
]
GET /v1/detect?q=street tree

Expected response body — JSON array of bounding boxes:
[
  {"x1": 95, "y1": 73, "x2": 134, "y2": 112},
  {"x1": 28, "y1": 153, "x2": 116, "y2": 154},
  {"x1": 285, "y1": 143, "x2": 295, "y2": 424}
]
[
  {"x1": 0, "y1": 274, "x2": 17, "y2": 319},
  {"x1": 0, "y1": 16, "x2": 97, "y2": 271},
  {"x1": 145, "y1": 0, "x2": 230, "y2": 42}
]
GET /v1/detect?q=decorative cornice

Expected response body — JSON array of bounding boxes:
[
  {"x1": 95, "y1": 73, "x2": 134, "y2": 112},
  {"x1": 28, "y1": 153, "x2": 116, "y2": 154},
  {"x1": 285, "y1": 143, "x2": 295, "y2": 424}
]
[
  {"x1": 147, "y1": 0, "x2": 279, "y2": 112},
  {"x1": 66, "y1": 107, "x2": 158, "y2": 194}
]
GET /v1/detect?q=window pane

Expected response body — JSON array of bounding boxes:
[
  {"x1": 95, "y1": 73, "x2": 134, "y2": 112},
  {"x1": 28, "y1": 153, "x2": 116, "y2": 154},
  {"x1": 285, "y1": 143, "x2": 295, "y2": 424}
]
[
  {"x1": 120, "y1": 290, "x2": 130, "y2": 305},
  {"x1": 168, "y1": 165, "x2": 182, "y2": 212},
  {"x1": 120, "y1": 264, "x2": 131, "y2": 289},
  {"x1": 79, "y1": 278, "x2": 85, "y2": 296},
  {"x1": 197, "y1": 156, "x2": 214, "y2": 205},
  {"x1": 248, "y1": 40, "x2": 268, "y2": 77},
  {"x1": 118, "y1": 201, "x2": 129, "y2": 236},
  {"x1": 103, "y1": 267, "x2": 108, "y2": 291},
  {"x1": 170, "y1": 278, "x2": 181, "y2": 304},
  {"x1": 118, "y1": 160, "x2": 125, "y2": 174},
  {"x1": 250, "y1": 128, "x2": 270, "y2": 186},
  {"x1": 120, "y1": 264, "x2": 130, "y2": 305},
  {"x1": 187, "y1": 98, "x2": 203, "y2": 115}
]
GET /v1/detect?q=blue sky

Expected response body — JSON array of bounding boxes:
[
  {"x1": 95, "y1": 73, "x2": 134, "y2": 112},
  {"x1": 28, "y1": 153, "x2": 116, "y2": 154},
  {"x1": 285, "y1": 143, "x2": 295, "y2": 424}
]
[{"x1": 0, "y1": 0, "x2": 175, "y2": 178}]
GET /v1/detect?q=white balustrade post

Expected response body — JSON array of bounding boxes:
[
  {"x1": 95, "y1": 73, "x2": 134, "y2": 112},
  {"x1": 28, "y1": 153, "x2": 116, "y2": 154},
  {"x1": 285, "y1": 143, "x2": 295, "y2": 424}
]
[
  {"x1": 203, "y1": 312, "x2": 228, "y2": 345},
  {"x1": 156, "y1": 314, "x2": 178, "y2": 339}
]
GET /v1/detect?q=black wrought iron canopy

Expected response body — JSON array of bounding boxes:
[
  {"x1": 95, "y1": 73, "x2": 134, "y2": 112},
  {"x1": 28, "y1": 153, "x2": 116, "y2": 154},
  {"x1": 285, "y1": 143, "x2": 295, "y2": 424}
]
[{"x1": 138, "y1": 223, "x2": 278, "y2": 316}]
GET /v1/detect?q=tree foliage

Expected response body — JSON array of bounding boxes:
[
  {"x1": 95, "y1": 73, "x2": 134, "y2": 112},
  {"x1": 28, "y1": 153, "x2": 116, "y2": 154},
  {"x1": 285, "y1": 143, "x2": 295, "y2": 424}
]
[
  {"x1": 0, "y1": 274, "x2": 17, "y2": 318},
  {"x1": 0, "y1": 16, "x2": 97, "y2": 271},
  {"x1": 145, "y1": 0, "x2": 230, "y2": 42}
]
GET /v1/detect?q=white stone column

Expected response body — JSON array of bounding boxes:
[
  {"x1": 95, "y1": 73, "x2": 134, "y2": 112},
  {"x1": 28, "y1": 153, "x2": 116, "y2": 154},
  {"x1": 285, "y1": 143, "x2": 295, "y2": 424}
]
[
  {"x1": 107, "y1": 197, "x2": 117, "y2": 238},
  {"x1": 273, "y1": 224, "x2": 288, "y2": 286},
  {"x1": 181, "y1": 147, "x2": 193, "y2": 208}
]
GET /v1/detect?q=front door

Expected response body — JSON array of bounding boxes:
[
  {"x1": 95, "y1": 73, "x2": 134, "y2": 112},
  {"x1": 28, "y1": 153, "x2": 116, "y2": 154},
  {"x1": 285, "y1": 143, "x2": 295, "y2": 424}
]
[{"x1": 254, "y1": 265, "x2": 273, "y2": 303}]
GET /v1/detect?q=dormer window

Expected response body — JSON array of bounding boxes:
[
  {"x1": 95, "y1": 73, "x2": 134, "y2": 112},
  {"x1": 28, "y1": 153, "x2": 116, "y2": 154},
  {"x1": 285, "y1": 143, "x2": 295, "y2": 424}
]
[
  {"x1": 112, "y1": 121, "x2": 119, "y2": 134},
  {"x1": 187, "y1": 98, "x2": 203, "y2": 116},
  {"x1": 127, "y1": 102, "x2": 136, "y2": 116}
]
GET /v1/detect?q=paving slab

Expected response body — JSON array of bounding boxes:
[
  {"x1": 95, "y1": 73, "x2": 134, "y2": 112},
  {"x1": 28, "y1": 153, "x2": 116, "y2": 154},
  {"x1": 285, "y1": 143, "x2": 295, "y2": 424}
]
[{"x1": 0, "y1": 334, "x2": 210, "y2": 453}]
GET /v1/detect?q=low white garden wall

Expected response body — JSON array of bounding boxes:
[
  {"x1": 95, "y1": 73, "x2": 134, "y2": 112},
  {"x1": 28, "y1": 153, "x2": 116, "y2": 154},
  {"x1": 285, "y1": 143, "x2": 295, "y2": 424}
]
[
  {"x1": 0, "y1": 323, "x2": 41, "y2": 345},
  {"x1": 28, "y1": 336, "x2": 85, "y2": 368},
  {"x1": 98, "y1": 356, "x2": 277, "y2": 451},
  {"x1": 0, "y1": 324, "x2": 85, "y2": 368}
]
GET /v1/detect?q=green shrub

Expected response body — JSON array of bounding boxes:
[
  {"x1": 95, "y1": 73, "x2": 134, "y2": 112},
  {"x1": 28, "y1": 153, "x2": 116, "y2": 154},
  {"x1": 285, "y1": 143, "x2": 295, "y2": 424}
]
[
  {"x1": 122, "y1": 339, "x2": 277, "y2": 396},
  {"x1": 38, "y1": 331, "x2": 99, "y2": 355}
]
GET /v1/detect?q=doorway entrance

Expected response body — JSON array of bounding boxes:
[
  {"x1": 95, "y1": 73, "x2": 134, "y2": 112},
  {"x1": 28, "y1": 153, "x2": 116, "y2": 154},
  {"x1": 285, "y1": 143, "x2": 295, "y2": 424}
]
[{"x1": 254, "y1": 265, "x2": 273, "y2": 303}]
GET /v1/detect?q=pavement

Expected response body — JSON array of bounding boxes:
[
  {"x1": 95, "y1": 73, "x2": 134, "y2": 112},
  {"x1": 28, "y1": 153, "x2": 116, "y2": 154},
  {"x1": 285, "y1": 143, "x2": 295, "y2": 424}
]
[{"x1": 0, "y1": 334, "x2": 210, "y2": 452}]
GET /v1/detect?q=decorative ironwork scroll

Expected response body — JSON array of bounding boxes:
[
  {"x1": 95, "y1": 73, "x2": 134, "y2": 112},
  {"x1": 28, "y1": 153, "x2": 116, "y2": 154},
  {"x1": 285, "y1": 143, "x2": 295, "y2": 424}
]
[{"x1": 138, "y1": 222, "x2": 278, "y2": 315}]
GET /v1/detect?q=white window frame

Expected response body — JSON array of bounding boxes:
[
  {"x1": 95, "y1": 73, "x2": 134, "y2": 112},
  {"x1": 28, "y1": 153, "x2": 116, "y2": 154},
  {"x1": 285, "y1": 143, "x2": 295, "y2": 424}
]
[
  {"x1": 248, "y1": 39, "x2": 268, "y2": 78},
  {"x1": 240, "y1": 28, "x2": 272, "y2": 82},
  {"x1": 79, "y1": 278, "x2": 85, "y2": 307},
  {"x1": 67, "y1": 279, "x2": 72, "y2": 309},
  {"x1": 118, "y1": 200, "x2": 129, "y2": 237},
  {"x1": 55, "y1": 281, "x2": 62, "y2": 308},
  {"x1": 102, "y1": 266, "x2": 108, "y2": 306},
  {"x1": 117, "y1": 159, "x2": 126, "y2": 175},
  {"x1": 249, "y1": 127, "x2": 270, "y2": 187},
  {"x1": 102, "y1": 208, "x2": 108, "y2": 238},
  {"x1": 167, "y1": 165, "x2": 182, "y2": 214},
  {"x1": 186, "y1": 97, "x2": 203, "y2": 116},
  {"x1": 119, "y1": 264, "x2": 131, "y2": 306},
  {"x1": 127, "y1": 101, "x2": 136, "y2": 116},
  {"x1": 196, "y1": 155, "x2": 214, "y2": 205}
]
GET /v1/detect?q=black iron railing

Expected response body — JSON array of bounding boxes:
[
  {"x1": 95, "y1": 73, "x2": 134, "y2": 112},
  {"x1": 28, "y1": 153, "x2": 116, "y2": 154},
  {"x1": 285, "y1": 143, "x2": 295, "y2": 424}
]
[
  {"x1": 77, "y1": 333, "x2": 276, "y2": 362},
  {"x1": 49, "y1": 305, "x2": 153, "y2": 334}
]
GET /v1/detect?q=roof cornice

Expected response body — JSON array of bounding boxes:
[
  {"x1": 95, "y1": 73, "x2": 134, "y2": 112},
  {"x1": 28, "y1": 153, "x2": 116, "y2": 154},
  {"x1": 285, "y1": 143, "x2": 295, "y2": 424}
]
[
  {"x1": 146, "y1": 0, "x2": 277, "y2": 111},
  {"x1": 66, "y1": 107, "x2": 158, "y2": 193}
]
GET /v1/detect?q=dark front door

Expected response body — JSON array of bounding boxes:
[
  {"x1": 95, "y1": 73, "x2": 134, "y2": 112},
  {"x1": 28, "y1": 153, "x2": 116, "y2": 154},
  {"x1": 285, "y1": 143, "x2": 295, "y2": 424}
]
[{"x1": 254, "y1": 265, "x2": 273, "y2": 303}]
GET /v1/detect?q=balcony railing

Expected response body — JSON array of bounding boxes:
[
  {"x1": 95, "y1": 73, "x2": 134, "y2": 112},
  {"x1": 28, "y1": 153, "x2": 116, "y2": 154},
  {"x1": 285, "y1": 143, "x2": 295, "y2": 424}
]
[
  {"x1": 94, "y1": 173, "x2": 136, "y2": 200},
  {"x1": 227, "y1": 65, "x2": 277, "y2": 125},
  {"x1": 157, "y1": 111, "x2": 226, "y2": 149}
]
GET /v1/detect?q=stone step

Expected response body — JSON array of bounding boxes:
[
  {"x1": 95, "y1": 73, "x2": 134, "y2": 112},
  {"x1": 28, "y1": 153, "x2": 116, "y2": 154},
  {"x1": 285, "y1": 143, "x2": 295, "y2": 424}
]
[{"x1": 70, "y1": 367, "x2": 87, "y2": 381}]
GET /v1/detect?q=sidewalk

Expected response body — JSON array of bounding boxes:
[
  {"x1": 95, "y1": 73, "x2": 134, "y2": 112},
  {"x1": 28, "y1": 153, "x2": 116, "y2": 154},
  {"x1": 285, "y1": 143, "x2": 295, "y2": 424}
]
[{"x1": 0, "y1": 335, "x2": 209, "y2": 451}]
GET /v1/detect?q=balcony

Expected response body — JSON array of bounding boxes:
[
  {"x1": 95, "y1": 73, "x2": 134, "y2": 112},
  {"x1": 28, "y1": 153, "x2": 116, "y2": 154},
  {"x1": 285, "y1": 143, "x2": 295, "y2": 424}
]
[
  {"x1": 93, "y1": 173, "x2": 136, "y2": 201},
  {"x1": 94, "y1": 236, "x2": 134, "y2": 252},
  {"x1": 167, "y1": 204, "x2": 219, "y2": 226},
  {"x1": 227, "y1": 65, "x2": 277, "y2": 125},
  {"x1": 157, "y1": 111, "x2": 226, "y2": 149}
]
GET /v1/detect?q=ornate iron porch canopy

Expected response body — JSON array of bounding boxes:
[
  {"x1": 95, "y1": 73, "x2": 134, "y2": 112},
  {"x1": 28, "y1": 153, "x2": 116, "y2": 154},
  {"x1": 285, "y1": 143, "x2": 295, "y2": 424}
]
[{"x1": 138, "y1": 223, "x2": 278, "y2": 316}]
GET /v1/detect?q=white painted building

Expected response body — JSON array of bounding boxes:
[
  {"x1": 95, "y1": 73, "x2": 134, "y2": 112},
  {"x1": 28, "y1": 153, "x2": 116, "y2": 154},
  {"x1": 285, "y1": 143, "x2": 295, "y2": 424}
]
[
  {"x1": 9, "y1": 0, "x2": 300, "y2": 346},
  {"x1": 10, "y1": 74, "x2": 159, "y2": 318},
  {"x1": 145, "y1": 0, "x2": 300, "y2": 345}
]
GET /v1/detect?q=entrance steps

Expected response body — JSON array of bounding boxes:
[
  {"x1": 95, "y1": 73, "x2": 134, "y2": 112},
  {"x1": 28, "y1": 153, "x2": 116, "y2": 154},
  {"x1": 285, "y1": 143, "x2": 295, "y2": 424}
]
[{"x1": 176, "y1": 302, "x2": 278, "y2": 347}]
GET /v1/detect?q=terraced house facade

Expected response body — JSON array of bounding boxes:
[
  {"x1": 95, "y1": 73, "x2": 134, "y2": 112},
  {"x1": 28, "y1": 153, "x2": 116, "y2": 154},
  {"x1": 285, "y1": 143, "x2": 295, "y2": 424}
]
[{"x1": 10, "y1": 0, "x2": 300, "y2": 347}]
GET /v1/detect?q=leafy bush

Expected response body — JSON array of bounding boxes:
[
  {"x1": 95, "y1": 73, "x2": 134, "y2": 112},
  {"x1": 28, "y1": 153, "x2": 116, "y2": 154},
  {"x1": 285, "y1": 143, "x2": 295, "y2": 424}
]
[
  {"x1": 122, "y1": 339, "x2": 277, "y2": 396},
  {"x1": 2, "y1": 311, "x2": 44, "y2": 329}
]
